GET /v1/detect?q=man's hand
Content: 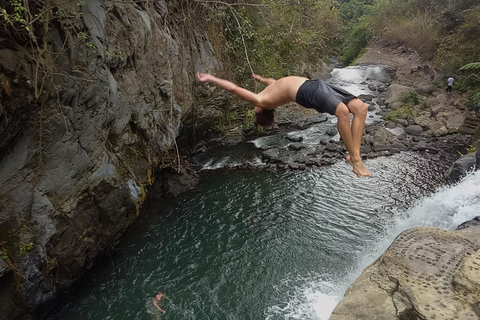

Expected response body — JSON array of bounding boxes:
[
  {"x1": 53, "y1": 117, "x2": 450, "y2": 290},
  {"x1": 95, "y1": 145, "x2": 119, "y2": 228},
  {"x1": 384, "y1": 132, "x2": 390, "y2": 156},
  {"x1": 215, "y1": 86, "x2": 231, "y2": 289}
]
[{"x1": 196, "y1": 72, "x2": 211, "y2": 82}]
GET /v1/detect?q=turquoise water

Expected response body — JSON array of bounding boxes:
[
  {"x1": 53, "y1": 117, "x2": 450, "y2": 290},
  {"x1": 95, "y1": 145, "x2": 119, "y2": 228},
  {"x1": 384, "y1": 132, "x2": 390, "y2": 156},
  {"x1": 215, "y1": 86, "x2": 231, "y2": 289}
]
[{"x1": 46, "y1": 151, "x2": 474, "y2": 320}]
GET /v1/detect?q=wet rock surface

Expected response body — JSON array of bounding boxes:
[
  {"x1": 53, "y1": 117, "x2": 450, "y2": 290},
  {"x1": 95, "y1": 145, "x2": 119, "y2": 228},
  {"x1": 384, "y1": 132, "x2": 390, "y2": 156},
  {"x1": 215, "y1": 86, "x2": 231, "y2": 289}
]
[{"x1": 330, "y1": 226, "x2": 480, "y2": 320}]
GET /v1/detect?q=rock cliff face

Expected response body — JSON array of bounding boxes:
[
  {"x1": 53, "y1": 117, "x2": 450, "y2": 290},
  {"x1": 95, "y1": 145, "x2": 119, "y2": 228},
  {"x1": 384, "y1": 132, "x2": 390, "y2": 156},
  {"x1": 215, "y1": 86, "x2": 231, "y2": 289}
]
[
  {"x1": 330, "y1": 225, "x2": 480, "y2": 320},
  {"x1": 0, "y1": 1, "x2": 222, "y2": 318}
]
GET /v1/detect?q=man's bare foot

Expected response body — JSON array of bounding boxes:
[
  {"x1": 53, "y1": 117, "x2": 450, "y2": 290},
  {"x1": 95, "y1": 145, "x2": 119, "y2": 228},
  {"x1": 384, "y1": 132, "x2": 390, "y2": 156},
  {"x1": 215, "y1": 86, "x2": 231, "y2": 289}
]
[
  {"x1": 346, "y1": 154, "x2": 370, "y2": 177},
  {"x1": 346, "y1": 154, "x2": 353, "y2": 166},
  {"x1": 352, "y1": 159, "x2": 371, "y2": 177}
]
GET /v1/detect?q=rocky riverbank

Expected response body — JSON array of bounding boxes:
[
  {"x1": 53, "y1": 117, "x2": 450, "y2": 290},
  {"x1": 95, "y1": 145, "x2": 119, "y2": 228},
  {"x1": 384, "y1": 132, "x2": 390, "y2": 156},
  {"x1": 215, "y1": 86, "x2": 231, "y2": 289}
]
[
  {"x1": 190, "y1": 44, "x2": 475, "y2": 173},
  {"x1": 326, "y1": 42, "x2": 480, "y2": 320}
]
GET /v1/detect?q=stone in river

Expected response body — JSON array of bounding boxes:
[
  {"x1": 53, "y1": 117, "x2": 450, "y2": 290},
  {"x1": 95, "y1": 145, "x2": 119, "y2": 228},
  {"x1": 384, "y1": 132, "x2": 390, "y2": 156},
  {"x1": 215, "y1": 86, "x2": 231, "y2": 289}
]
[
  {"x1": 326, "y1": 126, "x2": 338, "y2": 136},
  {"x1": 288, "y1": 143, "x2": 305, "y2": 151},
  {"x1": 405, "y1": 125, "x2": 424, "y2": 136}
]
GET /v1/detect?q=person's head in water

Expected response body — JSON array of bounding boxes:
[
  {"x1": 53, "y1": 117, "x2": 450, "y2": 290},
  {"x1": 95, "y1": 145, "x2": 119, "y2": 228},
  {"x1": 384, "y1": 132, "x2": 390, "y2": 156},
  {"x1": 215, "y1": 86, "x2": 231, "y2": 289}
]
[
  {"x1": 154, "y1": 293, "x2": 163, "y2": 300},
  {"x1": 255, "y1": 108, "x2": 274, "y2": 126}
]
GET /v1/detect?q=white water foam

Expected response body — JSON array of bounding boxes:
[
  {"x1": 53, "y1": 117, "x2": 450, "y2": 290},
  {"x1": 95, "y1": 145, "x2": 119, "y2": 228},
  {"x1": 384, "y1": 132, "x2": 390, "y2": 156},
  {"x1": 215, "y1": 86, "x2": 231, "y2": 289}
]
[{"x1": 267, "y1": 170, "x2": 480, "y2": 319}]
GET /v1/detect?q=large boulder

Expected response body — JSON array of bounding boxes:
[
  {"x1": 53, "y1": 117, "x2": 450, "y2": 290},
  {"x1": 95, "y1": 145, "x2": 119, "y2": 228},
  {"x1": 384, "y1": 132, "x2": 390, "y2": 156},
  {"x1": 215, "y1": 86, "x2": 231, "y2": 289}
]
[
  {"x1": 444, "y1": 152, "x2": 478, "y2": 183},
  {"x1": 331, "y1": 226, "x2": 480, "y2": 320},
  {"x1": 385, "y1": 84, "x2": 415, "y2": 106},
  {"x1": 405, "y1": 125, "x2": 424, "y2": 136}
]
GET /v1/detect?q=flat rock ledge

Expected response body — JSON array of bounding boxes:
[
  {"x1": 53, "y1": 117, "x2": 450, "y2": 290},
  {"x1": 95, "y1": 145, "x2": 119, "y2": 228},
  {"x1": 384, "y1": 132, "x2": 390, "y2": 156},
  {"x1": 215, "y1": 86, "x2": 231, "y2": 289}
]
[{"x1": 331, "y1": 225, "x2": 480, "y2": 320}]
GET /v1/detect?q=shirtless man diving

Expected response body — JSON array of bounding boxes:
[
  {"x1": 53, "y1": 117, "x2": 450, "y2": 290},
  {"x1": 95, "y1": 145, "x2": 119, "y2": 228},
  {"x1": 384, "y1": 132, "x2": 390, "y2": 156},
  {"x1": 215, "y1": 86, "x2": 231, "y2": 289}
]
[{"x1": 196, "y1": 72, "x2": 371, "y2": 177}]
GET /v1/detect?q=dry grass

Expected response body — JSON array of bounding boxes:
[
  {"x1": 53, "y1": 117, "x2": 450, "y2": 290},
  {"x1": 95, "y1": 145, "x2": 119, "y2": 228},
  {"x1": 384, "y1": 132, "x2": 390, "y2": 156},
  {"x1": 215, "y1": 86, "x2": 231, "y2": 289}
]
[{"x1": 380, "y1": 15, "x2": 440, "y2": 59}]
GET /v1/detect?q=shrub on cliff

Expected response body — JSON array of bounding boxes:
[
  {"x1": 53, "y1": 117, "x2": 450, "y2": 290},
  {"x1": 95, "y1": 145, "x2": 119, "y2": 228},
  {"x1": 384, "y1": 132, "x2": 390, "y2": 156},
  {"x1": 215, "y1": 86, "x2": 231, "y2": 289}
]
[
  {"x1": 202, "y1": 0, "x2": 342, "y2": 81},
  {"x1": 435, "y1": 7, "x2": 480, "y2": 73}
]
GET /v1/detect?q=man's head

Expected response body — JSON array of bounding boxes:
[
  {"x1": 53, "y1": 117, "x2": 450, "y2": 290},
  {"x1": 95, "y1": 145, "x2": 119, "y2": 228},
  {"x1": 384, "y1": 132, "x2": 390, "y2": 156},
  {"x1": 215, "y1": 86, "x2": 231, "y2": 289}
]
[
  {"x1": 255, "y1": 108, "x2": 275, "y2": 127},
  {"x1": 154, "y1": 293, "x2": 163, "y2": 300}
]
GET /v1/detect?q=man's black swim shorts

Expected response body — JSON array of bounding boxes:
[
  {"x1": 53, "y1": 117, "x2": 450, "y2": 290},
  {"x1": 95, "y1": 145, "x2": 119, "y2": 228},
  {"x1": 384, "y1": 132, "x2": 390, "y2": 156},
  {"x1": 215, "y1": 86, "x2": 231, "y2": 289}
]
[{"x1": 295, "y1": 79, "x2": 356, "y2": 115}]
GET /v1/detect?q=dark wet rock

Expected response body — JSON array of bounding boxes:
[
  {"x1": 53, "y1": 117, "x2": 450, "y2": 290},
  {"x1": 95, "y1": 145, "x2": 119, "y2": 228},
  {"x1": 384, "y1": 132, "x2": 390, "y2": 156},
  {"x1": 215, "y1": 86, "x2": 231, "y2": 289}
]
[
  {"x1": 288, "y1": 163, "x2": 306, "y2": 170},
  {"x1": 393, "y1": 119, "x2": 408, "y2": 127},
  {"x1": 389, "y1": 143, "x2": 408, "y2": 153},
  {"x1": 326, "y1": 126, "x2": 338, "y2": 136},
  {"x1": 368, "y1": 84, "x2": 377, "y2": 91},
  {"x1": 367, "y1": 104, "x2": 376, "y2": 112},
  {"x1": 262, "y1": 149, "x2": 281, "y2": 163},
  {"x1": 412, "y1": 136, "x2": 421, "y2": 142},
  {"x1": 377, "y1": 84, "x2": 386, "y2": 93},
  {"x1": 313, "y1": 145, "x2": 326, "y2": 154},
  {"x1": 319, "y1": 139, "x2": 328, "y2": 145},
  {"x1": 413, "y1": 140, "x2": 427, "y2": 151},
  {"x1": 365, "y1": 122, "x2": 383, "y2": 134},
  {"x1": 360, "y1": 145, "x2": 372, "y2": 154},
  {"x1": 322, "y1": 157, "x2": 335, "y2": 164},
  {"x1": 457, "y1": 216, "x2": 480, "y2": 230},
  {"x1": 358, "y1": 94, "x2": 373, "y2": 102},
  {"x1": 286, "y1": 134, "x2": 303, "y2": 142},
  {"x1": 296, "y1": 156, "x2": 309, "y2": 164},
  {"x1": 371, "y1": 127, "x2": 399, "y2": 145},
  {"x1": 306, "y1": 158, "x2": 323, "y2": 166},
  {"x1": 325, "y1": 143, "x2": 338, "y2": 152},
  {"x1": 289, "y1": 143, "x2": 306, "y2": 151},
  {"x1": 405, "y1": 125, "x2": 424, "y2": 136},
  {"x1": 372, "y1": 144, "x2": 391, "y2": 152},
  {"x1": 307, "y1": 114, "x2": 328, "y2": 124},
  {"x1": 385, "y1": 121, "x2": 396, "y2": 129},
  {"x1": 444, "y1": 152, "x2": 477, "y2": 183}
]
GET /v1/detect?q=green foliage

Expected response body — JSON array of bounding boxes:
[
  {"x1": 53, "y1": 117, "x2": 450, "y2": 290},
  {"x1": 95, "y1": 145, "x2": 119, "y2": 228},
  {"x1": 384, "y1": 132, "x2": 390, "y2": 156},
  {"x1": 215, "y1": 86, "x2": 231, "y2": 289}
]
[
  {"x1": 384, "y1": 105, "x2": 415, "y2": 120},
  {"x1": 0, "y1": 249, "x2": 8, "y2": 261},
  {"x1": 460, "y1": 62, "x2": 480, "y2": 71},
  {"x1": 400, "y1": 91, "x2": 419, "y2": 105},
  {"x1": 469, "y1": 92, "x2": 480, "y2": 108},
  {"x1": 243, "y1": 109, "x2": 256, "y2": 129},
  {"x1": 203, "y1": 0, "x2": 342, "y2": 81},
  {"x1": 19, "y1": 242, "x2": 34, "y2": 255},
  {"x1": 341, "y1": 0, "x2": 480, "y2": 71},
  {"x1": 47, "y1": 257, "x2": 58, "y2": 273},
  {"x1": 0, "y1": 0, "x2": 28, "y2": 31},
  {"x1": 341, "y1": 17, "x2": 371, "y2": 64},
  {"x1": 435, "y1": 6, "x2": 480, "y2": 72}
]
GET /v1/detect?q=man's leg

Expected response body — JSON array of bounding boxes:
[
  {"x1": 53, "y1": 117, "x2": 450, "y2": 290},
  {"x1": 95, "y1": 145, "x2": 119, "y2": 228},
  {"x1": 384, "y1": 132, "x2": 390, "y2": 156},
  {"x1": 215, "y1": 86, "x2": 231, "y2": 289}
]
[{"x1": 335, "y1": 101, "x2": 370, "y2": 177}]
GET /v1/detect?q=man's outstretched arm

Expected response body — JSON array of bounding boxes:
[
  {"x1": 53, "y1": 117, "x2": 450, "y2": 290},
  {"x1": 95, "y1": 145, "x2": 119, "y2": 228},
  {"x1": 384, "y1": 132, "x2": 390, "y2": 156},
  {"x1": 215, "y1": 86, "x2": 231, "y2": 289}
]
[{"x1": 252, "y1": 73, "x2": 276, "y2": 85}]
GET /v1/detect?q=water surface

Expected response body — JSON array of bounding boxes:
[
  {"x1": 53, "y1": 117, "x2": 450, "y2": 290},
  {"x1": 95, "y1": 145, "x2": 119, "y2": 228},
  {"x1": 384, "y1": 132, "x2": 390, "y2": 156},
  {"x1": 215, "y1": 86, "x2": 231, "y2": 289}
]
[{"x1": 47, "y1": 151, "x2": 480, "y2": 320}]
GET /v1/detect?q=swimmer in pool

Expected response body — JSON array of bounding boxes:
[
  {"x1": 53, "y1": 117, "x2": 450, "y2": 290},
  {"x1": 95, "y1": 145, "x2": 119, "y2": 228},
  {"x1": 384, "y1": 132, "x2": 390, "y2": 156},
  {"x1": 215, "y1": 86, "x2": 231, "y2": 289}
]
[{"x1": 153, "y1": 292, "x2": 166, "y2": 313}]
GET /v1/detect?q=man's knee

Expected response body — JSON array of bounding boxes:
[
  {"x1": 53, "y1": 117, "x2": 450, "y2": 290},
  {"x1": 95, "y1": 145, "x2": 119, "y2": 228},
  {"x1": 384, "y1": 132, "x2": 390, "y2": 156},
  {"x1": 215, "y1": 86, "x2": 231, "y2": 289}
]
[
  {"x1": 348, "y1": 99, "x2": 367, "y2": 118},
  {"x1": 335, "y1": 103, "x2": 350, "y2": 121}
]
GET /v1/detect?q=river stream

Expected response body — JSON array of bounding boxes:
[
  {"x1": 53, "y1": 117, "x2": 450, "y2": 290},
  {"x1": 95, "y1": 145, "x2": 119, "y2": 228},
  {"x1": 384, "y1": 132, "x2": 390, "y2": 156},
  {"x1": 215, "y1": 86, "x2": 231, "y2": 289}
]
[{"x1": 45, "y1": 66, "x2": 480, "y2": 320}]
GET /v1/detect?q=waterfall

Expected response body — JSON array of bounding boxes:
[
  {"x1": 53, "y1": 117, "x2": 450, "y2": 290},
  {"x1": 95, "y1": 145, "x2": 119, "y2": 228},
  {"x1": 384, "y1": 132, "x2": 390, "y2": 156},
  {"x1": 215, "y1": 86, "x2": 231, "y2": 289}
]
[{"x1": 271, "y1": 171, "x2": 480, "y2": 320}]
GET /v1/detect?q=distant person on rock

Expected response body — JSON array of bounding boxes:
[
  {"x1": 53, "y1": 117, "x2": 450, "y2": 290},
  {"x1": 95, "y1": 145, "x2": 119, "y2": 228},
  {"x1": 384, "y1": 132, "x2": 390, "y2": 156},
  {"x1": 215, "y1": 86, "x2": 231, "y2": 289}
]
[
  {"x1": 446, "y1": 76, "x2": 454, "y2": 92},
  {"x1": 196, "y1": 72, "x2": 371, "y2": 177},
  {"x1": 152, "y1": 292, "x2": 167, "y2": 313},
  {"x1": 475, "y1": 105, "x2": 479, "y2": 116}
]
